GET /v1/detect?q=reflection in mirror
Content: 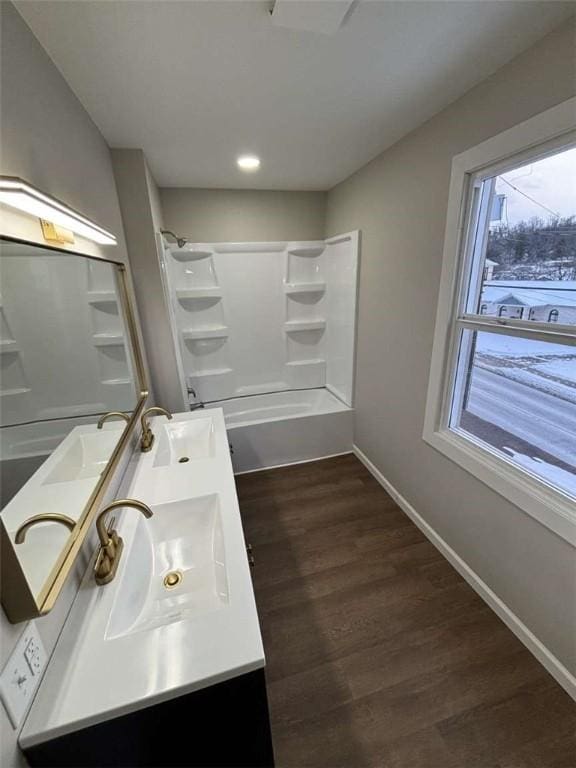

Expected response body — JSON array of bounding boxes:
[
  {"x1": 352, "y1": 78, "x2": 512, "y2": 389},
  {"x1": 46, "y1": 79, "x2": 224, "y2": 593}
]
[{"x1": 0, "y1": 241, "x2": 138, "y2": 599}]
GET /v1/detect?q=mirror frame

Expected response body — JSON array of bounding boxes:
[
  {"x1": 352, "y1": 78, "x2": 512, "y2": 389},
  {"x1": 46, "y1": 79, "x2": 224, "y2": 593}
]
[{"x1": 0, "y1": 235, "x2": 149, "y2": 623}]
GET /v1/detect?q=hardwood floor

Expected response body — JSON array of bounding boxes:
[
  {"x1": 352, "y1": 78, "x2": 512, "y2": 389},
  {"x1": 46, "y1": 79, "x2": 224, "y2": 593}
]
[{"x1": 235, "y1": 454, "x2": 576, "y2": 768}]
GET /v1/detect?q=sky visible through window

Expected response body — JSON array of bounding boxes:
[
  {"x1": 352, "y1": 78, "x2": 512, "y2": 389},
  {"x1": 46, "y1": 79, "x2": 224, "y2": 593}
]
[
  {"x1": 495, "y1": 146, "x2": 576, "y2": 225},
  {"x1": 455, "y1": 144, "x2": 576, "y2": 498}
]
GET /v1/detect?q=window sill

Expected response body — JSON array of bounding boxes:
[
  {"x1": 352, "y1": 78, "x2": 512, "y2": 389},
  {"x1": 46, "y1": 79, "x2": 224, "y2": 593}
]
[{"x1": 423, "y1": 426, "x2": 576, "y2": 546}]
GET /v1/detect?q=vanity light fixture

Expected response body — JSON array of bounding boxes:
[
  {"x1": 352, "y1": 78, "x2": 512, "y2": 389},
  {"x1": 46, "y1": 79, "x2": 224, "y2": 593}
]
[
  {"x1": 0, "y1": 176, "x2": 117, "y2": 245},
  {"x1": 237, "y1": 155, "x2": 261, "y2": 172}
]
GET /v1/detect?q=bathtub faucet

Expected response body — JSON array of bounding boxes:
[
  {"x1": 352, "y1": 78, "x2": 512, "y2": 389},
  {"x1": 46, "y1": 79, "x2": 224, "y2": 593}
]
[{"x1": 188, "y1": 386, "x2": 205, "y2": 411}]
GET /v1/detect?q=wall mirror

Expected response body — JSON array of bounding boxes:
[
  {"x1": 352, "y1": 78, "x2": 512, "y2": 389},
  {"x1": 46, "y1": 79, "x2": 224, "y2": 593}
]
[{"x1": 0, "y1": 237, "x2": 148, "y2": 623}]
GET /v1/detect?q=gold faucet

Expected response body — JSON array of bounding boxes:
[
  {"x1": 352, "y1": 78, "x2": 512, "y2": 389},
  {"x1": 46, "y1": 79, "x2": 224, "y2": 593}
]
[
  {"x1": 97, "y1": 411, "x2": 130, "y2": 430},
  {"x1": 94, "y1": 499, "x2": 153, "y2": 585},
  {"x1": 140, "y1": 406, "x2": 172, "y2": 452},
  {"x1": 15, "y1": 513, "x2": 76, "y2": 544}
]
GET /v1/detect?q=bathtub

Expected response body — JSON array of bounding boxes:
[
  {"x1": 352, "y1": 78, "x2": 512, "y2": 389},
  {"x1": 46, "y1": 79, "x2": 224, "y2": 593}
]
[{"x1": 204, "y1": 388, "x2": 353, "y2": 473}]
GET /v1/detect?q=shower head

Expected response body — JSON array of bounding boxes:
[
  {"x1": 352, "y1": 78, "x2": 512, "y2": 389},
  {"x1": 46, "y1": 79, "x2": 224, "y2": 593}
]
[{"x1": 161, "y1": 230, "x2": 188, "y2": 249}]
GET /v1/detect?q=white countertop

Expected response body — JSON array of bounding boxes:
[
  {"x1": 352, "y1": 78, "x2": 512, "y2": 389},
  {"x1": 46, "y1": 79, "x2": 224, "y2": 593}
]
[{"x1": 20, "y1": 409, "x2": 264, "y2": 749}]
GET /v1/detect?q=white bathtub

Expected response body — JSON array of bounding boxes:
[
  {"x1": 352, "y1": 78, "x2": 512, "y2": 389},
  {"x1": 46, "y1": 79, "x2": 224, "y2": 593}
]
[{"x1": 204, "y1": 388, "x2": 353, "y2": 473}]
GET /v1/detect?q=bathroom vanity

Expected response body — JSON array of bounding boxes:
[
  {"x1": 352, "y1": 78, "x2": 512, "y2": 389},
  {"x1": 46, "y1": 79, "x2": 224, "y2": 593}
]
[
  {"x1": 0, "y1": 233, "x2": 272, "y2": 766},
  {"x1": 24, "y1": 670, "x2": 273, "y2": 767},
  {"x1": 18, "y1": 409, "x2": 274, "y2": 766}
]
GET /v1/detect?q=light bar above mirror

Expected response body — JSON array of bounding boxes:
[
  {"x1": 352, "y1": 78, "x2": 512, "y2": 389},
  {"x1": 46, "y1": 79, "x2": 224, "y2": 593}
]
[{"x1": 0, "y1": 176, "x2": 117, "y2": 245}]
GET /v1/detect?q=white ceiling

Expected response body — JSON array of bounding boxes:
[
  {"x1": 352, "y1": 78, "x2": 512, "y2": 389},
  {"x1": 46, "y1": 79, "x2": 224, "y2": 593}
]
[{"x1": 15, "y1": 1, "x2": 575, "y2": 191}]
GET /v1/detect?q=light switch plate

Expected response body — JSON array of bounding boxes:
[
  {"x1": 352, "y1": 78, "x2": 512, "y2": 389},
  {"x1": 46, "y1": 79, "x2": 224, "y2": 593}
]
[{"x1": 0, "y1": 621, "x2": 47, "y2": 728}]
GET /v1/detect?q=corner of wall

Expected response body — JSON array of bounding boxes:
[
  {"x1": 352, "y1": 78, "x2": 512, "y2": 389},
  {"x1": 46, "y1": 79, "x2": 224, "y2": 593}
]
[{"x1": 111, "y1": 150, "x2": 185, "y2": 413}]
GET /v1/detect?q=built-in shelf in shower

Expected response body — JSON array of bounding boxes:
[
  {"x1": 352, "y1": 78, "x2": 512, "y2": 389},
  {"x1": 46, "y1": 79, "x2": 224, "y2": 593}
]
[
  {"x1": 102, "y1": 378, "x2": 132, "y2": 386},
  {"x1": 286, "y1": 358, "x2": 326, "y2": 367},
  {"x1": 170, "y1": 247, "x2": 214, "y2": 262},
  {"x1": 182, "y1": 326, "x2": 229, "y2": 341},
  {"x1": 92, "y1": 334, "x2": 125, "y2": 347},
  {"x1": 177, "y1": 288, "x2": 223, "y2": 301},
  {"x1": 0, "y1": 340, "x2": 19, "y2": 353},
  {"x1": 87, "y1": 291, "x2": 117, "y2": 304},
  {"x1": 284, "y1": 282, "x2": 326, "y2": 295},
  {"x1": 191, "y1": 367, "x2": 234, "y2": 378},
  {"x1": 284, "y1": 320, "x2": 326, "y2": 333},
  {"x1": 0, "y1": 386, "x2": 31, "y2": 397},
  {"x1": 286, "y1": 244, "x2": 325, "y2": 258}
]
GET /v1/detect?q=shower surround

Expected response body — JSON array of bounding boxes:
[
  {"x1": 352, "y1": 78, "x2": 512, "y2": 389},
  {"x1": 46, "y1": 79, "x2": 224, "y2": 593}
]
[{"x1": 160, "y1": 232, "x2": 359, "y2": 471}]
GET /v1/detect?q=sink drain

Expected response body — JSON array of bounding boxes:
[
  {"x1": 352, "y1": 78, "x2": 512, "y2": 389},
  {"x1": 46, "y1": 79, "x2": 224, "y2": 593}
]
[
  {"x1": 178, "y1": 456, "x2": 189, "y2": 464},
  {"x1": 163, "y1": 570, "x2": 183, "y2": 589}
]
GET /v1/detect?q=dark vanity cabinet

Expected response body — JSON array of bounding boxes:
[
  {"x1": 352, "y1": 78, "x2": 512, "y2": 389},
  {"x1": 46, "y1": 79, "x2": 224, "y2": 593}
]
[{"x1": 24, "y1": 669, "x2": 275, "y2": 767}]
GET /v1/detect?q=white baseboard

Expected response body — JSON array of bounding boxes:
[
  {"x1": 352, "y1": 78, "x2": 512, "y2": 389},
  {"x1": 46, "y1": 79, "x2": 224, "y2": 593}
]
[
  {"x1": 353, "y1": 444, "x2": 576, "y2": 702},
  {"x1": 234, "y1": 450, "x2": 353, "y2": 476}
]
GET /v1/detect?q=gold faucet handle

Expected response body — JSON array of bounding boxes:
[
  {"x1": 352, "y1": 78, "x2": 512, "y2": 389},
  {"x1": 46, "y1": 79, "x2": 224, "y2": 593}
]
[
  {"x1": 94, "y1": 552, "x2": 112, "y2": 580},
  {"x1": 108, "y1": 518, "x2": 120, "y2": 550},
  {"x1": 94, "y1": 499, "x2": 151, "y2": 585},
  {"x1": 94, "y1": 517, "x2": 120, "y2": 582},
  {"x1": 94, "y1": 514, "x2": 117, "y2": 561},
  {"x1": 140, "y1": 406, "x2": 172, "y2": 452}
]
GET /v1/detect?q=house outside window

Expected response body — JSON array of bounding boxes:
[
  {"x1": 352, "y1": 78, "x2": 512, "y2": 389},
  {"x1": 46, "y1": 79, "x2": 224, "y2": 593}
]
[{"x1": 424, "y1": 99, "x2": 576, "y2": 544}]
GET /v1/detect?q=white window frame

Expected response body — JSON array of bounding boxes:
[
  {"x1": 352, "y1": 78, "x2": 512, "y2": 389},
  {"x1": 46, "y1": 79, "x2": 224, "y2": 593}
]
[{"x1": 423, "y1": 98, "x2": 576, "y2": 546}]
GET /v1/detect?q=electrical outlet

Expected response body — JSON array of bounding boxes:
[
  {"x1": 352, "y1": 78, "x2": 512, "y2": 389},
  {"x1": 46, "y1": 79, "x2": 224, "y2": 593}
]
[{"x1": 0, "y1": 622, "x2": 47, "y2": 728}]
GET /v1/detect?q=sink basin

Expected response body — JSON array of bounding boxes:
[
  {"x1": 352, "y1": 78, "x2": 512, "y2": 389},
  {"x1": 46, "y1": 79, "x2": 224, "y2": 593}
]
[
  {"x1": 43, "y1": 430, "x2": 121, "y2": 484},
  {"x1": 153, "y1": 417, "x2": 215, "y2": 468},
  {"x1": 106, "y1": 494, "x2": 229, "y2": 639}
]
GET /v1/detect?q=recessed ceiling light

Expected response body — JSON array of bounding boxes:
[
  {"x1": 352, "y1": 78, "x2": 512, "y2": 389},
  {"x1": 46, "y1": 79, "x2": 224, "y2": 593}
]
[{"x1": 237, "y1": 155, "x2": 261, "y2": 172}]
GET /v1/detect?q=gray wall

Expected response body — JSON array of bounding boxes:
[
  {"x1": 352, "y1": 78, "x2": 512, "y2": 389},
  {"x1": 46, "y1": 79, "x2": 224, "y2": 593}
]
[
  {"x1": 112, "y1": 149, "x2": 185, "y2": 413},
  {"x1": 160, "y1": 188, "x2": 327, "y2": 242},
  {"x1": 0, "y1": 6, "x2": 140, "y2": 765},
  {"x1": 325, "y1": 20, "x2": 576, "y2": 673},
  {"x1": 0, "y1": 5, "x2": 128, "y2": 264}
]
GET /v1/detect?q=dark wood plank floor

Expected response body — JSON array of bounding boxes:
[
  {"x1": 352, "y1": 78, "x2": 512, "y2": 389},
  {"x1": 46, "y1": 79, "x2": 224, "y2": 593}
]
[{"x1": 236, "y1": 454, "x2": 576, "y2": 768}]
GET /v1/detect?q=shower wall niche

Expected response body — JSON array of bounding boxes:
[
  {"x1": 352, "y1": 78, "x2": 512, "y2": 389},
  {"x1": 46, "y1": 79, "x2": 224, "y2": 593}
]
[{"x1": 161, "y1": 232, "x2": 359, "y2": 406}]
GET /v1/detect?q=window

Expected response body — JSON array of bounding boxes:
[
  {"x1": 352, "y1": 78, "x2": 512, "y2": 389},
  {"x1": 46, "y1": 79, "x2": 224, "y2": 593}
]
[{"x1": 424, "y1": 98, "x2": 576, "y2": 543}]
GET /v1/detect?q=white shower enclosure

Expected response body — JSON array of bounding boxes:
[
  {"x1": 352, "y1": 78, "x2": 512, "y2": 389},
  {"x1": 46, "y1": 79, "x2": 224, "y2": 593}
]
[{"x1": 159, "y1": 232, "x2": 359, "y2": 472}]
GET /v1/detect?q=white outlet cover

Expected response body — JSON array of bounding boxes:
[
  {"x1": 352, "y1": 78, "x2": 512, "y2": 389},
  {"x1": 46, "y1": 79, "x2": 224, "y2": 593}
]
[{"x1": 0, "y1": 621, "x2": 47, "y2": 728}]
